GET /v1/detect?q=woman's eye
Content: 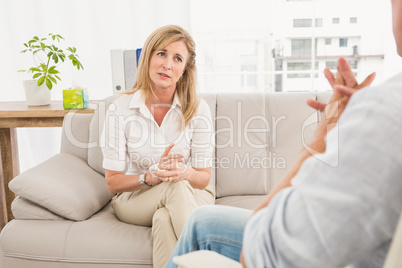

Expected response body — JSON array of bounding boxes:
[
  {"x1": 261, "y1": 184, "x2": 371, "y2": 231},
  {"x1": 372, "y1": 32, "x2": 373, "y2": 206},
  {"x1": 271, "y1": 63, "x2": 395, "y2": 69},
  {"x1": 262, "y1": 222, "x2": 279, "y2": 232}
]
[
  {"x1": 157, "y1": 52, "x2": 165, "y2": 57},
  {"x1": 175, "y1": 57, "x2": 183, "y2": 62}
]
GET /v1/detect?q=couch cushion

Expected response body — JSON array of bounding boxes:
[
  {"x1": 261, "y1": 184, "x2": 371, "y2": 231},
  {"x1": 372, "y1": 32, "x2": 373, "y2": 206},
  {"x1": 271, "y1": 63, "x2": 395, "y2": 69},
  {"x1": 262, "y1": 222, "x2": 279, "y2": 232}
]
[
  {"x1": 215, "y1": 92, "x2": 269, "y2": 198},
  {"x1": 11, "y1": 196, "x2": 65, "y2": 220},
  {"x1": 199, "y1": 93, "x2": 217, "y2": 193},
  {"x1": 265, "y1": 91, "x2": 318, "y2": 188},
  {"x1": 0, "y1": 204, "x2": 153, "y2": 268},
  {"x1": 9, "y1": 153, "x2": 113, "y2": 221},
  {"x1": 61, "y1": 113, "x2": 94, "y2": 161},
  {"x1": 88, "y1": 95, "x2": 122, "y2": 175},
  {"x1": 215, "y1": 195, "x2": 265, "y2": 211}
]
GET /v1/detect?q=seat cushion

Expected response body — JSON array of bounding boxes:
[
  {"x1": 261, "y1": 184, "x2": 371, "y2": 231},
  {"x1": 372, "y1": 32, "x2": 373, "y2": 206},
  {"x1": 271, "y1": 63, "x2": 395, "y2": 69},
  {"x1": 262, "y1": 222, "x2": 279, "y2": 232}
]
[
  {"x1": 215, "y1": 195, "x2": 266, "y2": 211},
  {"x1": 11, "y1": 196, "x2": 65, "y2": 220},
  {"x1": 0, "y1": 204, "x2": 153, "y2": 268}
]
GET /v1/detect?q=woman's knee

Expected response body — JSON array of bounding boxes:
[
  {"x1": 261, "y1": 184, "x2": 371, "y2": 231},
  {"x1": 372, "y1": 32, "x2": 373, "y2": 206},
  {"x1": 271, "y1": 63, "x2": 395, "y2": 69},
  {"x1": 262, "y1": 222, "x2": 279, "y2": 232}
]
[{"x1": 152, "y1": 207, "x2": 171, "y2": 226}]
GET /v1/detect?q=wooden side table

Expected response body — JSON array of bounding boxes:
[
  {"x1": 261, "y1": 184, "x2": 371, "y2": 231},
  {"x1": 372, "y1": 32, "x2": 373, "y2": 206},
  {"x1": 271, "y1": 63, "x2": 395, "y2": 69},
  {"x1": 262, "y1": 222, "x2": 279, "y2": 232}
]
[{"x1": 0, "y1": 101, "x2": 95, "y2": 231}]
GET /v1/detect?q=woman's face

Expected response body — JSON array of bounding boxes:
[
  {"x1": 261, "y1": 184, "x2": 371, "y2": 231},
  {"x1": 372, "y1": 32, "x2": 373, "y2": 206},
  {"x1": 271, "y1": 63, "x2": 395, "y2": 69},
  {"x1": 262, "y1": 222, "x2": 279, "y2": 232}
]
[{"x1": 149, "y1": 40, "x2": 189, "y2": 93}]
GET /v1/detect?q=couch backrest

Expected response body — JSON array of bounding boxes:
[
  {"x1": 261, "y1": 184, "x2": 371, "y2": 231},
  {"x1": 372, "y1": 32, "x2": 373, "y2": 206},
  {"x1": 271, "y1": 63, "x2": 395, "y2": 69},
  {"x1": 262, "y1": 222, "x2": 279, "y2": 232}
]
[{"x1": 61, "y1": 91, "x2": 332, "y2": 198}]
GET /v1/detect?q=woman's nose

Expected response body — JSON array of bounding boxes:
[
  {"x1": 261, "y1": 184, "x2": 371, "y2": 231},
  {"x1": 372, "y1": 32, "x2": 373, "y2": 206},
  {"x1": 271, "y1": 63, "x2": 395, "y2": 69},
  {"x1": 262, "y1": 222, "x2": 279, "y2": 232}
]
[{"x1": 163, "y1": 58, "x2": 172, "y2": 70}]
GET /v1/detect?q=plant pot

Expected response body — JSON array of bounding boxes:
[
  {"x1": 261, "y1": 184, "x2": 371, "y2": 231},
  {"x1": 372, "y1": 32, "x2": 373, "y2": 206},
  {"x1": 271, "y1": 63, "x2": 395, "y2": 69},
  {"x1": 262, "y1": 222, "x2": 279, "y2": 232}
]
[{"x1": 23, "y1": 80, "x2": 51, "y2": 106}]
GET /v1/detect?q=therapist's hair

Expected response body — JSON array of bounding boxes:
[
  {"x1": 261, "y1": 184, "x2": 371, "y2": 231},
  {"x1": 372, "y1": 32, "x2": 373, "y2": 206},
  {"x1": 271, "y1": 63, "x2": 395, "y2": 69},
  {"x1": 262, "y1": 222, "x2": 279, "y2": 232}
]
[{"x1": 128, "y1": 25, "x2": 199, "y2": 130}]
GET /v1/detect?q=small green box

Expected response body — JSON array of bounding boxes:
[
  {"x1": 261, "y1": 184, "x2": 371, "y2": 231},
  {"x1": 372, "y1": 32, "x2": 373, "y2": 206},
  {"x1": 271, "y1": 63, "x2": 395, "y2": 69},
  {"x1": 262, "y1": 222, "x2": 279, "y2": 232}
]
[{"x1": 63, "y1": 89, "x2": 89, "y2": 109}]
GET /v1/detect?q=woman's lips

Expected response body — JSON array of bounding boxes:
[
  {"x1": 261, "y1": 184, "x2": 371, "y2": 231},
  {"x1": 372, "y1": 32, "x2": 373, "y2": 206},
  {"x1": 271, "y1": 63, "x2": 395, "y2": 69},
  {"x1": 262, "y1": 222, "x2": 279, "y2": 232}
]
[{"x1": 159, "y1": 73, "x2": 170, "y2": 78}]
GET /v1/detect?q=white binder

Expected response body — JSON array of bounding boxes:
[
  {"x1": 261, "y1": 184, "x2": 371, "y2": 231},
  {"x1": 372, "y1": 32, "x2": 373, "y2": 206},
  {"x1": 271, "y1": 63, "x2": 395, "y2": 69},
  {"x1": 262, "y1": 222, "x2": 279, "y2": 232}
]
[{"x1": 110, "y1": 49, "x2": 138, "y2": 94}]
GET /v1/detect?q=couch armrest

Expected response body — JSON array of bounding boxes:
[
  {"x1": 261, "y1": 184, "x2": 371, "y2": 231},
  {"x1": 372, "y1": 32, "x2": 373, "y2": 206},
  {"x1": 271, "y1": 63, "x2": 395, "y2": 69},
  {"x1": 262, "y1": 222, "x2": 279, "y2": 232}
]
[{"x1": 173, "y1": 250, "x2": 242, "y2": 268}]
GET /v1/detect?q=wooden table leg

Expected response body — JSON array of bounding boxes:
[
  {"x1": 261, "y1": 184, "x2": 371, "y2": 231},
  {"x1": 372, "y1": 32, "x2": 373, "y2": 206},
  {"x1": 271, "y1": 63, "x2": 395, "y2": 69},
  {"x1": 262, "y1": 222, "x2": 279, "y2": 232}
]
[
  {"x1": 0, "y1": 148, "x2": 6, "y2": 231},
  {"x1": 0, "y1": 128, "x2": 19, "y2": 230}
]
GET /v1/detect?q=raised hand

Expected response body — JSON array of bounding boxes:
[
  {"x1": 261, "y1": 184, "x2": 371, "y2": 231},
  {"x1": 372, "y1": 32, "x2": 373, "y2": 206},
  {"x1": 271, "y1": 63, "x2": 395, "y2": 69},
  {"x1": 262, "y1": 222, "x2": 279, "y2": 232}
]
[
  {"x1": 306, "y1": 57, "x2": 375, "y2": 154},
  {"x1": 307, "y1": 57, "x2": 376, "y2": 112}
]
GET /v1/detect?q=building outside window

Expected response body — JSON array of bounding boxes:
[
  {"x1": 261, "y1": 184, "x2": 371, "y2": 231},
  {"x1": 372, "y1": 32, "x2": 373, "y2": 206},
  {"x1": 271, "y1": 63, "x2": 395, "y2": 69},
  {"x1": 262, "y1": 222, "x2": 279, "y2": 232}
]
[
  {"x1": 315, "y1": 18, "x2": 323, "y2": 27},
  {"x1": 287, "y1": 61, "x2": 319, "y2": 78},
  {"x1": 191, "y1": 0, "x2": 391, "y2": 93},
  {"x1": 350, "y1": 17, "x2": 357, "y2": 23},
  {"x1": 293, "y1": 19, "x2": 312, "y2": 27},
  {"x1": 339, "y1": 38, "x2": 348, "y2": 47},
  {"x1": 291, "y1": 39, "x2": 311, "y2": 56}
]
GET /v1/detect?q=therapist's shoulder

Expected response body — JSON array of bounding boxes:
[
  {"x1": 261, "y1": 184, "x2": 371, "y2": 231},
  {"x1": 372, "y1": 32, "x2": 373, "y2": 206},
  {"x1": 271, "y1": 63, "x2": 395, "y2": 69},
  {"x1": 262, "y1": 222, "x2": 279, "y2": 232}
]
[{"x1": 349, "y1": 73, "x2": 402, "y2": 109}]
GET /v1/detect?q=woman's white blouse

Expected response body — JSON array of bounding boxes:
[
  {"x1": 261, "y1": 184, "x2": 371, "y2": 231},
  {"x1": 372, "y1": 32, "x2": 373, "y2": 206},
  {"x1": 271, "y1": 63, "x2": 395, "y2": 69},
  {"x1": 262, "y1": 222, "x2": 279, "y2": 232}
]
[{"x1": 101, "y1": 91, "x2": 214, "y2": 175}]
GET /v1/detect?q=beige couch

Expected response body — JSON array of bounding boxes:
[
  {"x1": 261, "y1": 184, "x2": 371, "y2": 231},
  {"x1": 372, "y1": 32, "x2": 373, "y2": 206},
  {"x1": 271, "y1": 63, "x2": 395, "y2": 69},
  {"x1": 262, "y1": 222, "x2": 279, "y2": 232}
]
[{"x1": 0, "y1": 91, "x2": 331, "y2": 268}]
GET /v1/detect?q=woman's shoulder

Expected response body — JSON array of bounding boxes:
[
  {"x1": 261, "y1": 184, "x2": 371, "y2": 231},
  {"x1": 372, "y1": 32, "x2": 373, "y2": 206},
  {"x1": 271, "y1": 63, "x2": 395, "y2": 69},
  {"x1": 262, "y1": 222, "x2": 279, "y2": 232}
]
[{"x1": 107, "y1": 93, "x2": 134, "y2": 113}]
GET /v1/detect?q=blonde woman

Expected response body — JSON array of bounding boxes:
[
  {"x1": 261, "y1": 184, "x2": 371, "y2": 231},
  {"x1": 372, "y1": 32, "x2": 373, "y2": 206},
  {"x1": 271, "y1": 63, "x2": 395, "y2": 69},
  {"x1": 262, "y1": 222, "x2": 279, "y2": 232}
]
[{"x1": 101, "y1": 25, "x2": 215, "y2": 268}]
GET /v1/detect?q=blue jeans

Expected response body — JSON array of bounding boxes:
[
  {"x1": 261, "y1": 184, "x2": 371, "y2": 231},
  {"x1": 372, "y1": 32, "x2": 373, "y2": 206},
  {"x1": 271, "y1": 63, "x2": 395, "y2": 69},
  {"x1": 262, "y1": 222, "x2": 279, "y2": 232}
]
[{"x1": 165, "y1": 205, "x2": 252, "y2": 268}]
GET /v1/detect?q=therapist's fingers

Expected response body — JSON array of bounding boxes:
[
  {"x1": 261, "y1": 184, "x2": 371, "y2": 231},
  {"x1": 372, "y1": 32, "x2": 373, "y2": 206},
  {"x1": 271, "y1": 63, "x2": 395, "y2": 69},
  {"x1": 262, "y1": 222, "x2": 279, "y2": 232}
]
[{"x1": 306, "y1": 99, "x2": 326, "y2": 112}]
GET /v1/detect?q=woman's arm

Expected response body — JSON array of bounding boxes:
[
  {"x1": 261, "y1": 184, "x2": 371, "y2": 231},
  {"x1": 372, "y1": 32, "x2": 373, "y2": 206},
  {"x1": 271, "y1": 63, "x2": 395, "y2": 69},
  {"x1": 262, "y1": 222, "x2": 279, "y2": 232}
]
[
  {"x1": 154, "y1": 165, "x2": 211, "y2": 190},
  {"x1": 105, "y1": 169, "x2": 166, "y2": 194}
]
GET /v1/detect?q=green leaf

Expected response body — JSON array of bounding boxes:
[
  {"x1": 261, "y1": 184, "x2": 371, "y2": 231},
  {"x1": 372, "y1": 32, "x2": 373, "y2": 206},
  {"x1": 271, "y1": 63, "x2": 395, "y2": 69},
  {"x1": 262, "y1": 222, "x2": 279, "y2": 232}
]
[
  {"x1": 48, "y1": 66, "x2": 59, "y2": 74},
  {"x1": 29, "y1": 67, "x2": 42, "y2": 72},
  {"x1": 20, "y1": 50, "x2": 27, "y2": 53},
  {"x1": 53, "y1": 54, "x2": 59, "y2": 63},
  {"x1": 48, "y1": 76, "x2": 57, "y2": 84},
  {"x1": 38, "y1": 76, "x2": 45, "y2": 86},
  {"x1": 47, "y1": 51, "x2": 53, "y2": 57},
  {"x1": 32, "y1": 73, "x2": 42, "y2": 79},
  {"x1": 40, "y1": 42, "x2": 46, "y2": 49},
  {"x1": 40, "y1": 64, "x2": 47, "y2": 71},
  {"x1": 45, "y1": 77, "x2": 53, "y2": 90},
  {"x1": 23, "y1": 43, "x2": 28, "y2": 47},
  {"x1": 33, "y1": 36, "x2": 39, "y2": 41},
  {"x1": 17, "y1": 70, "x2": 26, "y2": 73},
  {"x1": 55, "y1": 75, "x2": 61, "y2": 81}
]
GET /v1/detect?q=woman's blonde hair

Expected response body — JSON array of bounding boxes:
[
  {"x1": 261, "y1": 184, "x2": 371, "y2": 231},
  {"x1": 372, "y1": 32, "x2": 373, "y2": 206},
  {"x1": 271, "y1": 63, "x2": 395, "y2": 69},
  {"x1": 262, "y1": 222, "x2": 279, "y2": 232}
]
[{"x1": 127, "y1": 25, "x2": 198, "y2": 130}]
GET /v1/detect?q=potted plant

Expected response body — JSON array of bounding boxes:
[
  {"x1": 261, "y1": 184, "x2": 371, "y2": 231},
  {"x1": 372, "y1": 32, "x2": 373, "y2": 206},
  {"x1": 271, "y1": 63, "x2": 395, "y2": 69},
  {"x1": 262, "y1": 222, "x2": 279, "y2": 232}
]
[{"x1": 18, "y1": 33, "x2": 84, "y2": 106}]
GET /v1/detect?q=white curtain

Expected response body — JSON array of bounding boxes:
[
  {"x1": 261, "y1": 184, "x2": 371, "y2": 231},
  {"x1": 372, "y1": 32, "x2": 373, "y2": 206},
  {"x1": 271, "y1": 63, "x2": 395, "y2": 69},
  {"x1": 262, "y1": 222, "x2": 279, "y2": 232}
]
[{"x1": 0, "y1": 0, "x2": 189, "y2": 172}]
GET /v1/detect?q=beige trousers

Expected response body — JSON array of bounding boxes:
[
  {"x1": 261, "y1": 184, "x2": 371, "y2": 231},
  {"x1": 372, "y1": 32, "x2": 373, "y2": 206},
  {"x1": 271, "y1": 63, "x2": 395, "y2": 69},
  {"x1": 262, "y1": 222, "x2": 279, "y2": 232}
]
[{"x1": 111, "y1": 181, "x2": 215, "y2": 268}]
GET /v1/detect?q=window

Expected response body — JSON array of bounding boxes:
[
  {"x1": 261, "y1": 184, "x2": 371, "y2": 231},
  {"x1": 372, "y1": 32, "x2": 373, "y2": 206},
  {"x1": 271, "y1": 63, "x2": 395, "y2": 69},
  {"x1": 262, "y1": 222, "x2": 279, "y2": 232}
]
[
  {"x1": 293, "y1": 19, "x2": 312, "y2": 28},
  {"x1": 350, "y1": 17, "x2": 357, "y2": 23},
  {"x1": 325, "y1": 61, "x2": 337, "y2": 70},
  {"x1": 325, "y1": 38, "x2": 332, "y2": 45},
  {"x1": 349, "y1": 60, "x2": 358, "y2": 69},
  {"x1": 315, "y1": 18, "x2": 323, "y2": 27},
  {"x1": 332, "y1": 18, "x2": 340, "y2": 24},
  {"x1": 339, "y1": 38, "x2": 348, "y2": 47},
  {"x1": 291, "y1": 39, "x2": 311, "y2": 56},
  {"x1": 287, "y1": 61, "x2": 319, "y2": 78},
  {"x1": 241, "y1": 55, "x2": 258, "y2": 87},
  {"x1": 287, "y1": 62, "x2": 310, "y2": 78}
]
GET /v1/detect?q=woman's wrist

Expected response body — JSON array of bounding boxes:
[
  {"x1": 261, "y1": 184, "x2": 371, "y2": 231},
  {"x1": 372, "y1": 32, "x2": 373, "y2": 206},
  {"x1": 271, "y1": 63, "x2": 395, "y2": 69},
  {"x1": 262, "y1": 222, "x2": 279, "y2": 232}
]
[{"x1": 144, "y1": 172, "x2": 157, "y2": 186}]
